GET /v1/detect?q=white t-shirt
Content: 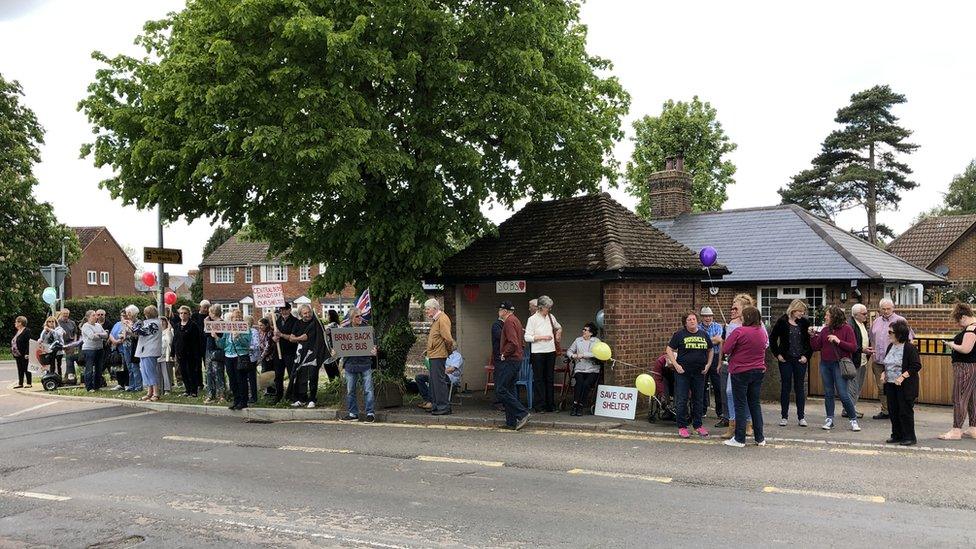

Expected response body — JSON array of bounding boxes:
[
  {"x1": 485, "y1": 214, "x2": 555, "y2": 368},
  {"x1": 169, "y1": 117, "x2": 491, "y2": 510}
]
[{"x1": 524, "y1": 312, "x2": 562, "y2": 354}]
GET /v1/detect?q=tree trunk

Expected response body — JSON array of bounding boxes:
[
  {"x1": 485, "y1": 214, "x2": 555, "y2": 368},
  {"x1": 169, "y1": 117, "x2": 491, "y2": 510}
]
[{"x1": 867, "y1": 141, "x2": 877, "y2": 245}]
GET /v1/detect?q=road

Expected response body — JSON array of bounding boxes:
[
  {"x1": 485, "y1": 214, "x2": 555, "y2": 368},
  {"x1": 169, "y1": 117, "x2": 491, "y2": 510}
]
[{"x1": 2, "y1": 361, "x2": 976, "y2": 548}]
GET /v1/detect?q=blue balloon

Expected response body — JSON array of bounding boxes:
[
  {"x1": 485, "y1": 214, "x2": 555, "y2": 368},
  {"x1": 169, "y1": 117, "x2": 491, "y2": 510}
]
[
  {"x1": 699, "y1": 246, "x2": 718, "y2": 268},
  {"x1": 42, "y1": 286, "x2": 57, "y2": 305},
  {"x1": 595, "y1": 309, "x2": 605, "y2": 329}
]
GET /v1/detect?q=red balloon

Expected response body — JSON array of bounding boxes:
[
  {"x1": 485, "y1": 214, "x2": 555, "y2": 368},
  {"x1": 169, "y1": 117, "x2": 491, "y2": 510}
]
[
  {"x1": 164, "y1": 291, "x2": 178, "y2": 305},
  {"x1": 142, "y1": 272, "x2": 157, "y2": 287}
]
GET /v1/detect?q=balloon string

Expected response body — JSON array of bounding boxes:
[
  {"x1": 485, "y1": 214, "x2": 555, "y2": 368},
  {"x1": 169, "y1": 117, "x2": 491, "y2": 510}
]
[{"x1": 704, "y1": 267, "x2": 728, "y2": 324}]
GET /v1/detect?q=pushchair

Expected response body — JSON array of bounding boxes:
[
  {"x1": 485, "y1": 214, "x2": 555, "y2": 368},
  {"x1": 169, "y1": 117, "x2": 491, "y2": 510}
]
[{"x1": 645, "y1": 358, "x2": 677, "y2": 423}]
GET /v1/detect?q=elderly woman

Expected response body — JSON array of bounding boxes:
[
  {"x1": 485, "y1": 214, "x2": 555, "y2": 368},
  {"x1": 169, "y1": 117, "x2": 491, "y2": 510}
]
[
  {"x1": 566, "y1": 322, "x2": 602, "y2": 416},
  {"x1": 668, "y1": 311, "x2": 713, "y2": 438},
  {"x1": 723, "y1": 306, "x2": 768, "y2": 447},
  {"x1": 880, "y1": 320, "x2": 922, "y2": 445},
  {"x1": 810, "y1": 305, "x2": 860, "y2": 432},
  {"x1": 110, "y1": 305, "x2": 138, "y2": 391},
  {"x1": 203, "y1": 304, "x2": 225, "y2": 404},
  {"x1": 248, "y1": 316, "x2": 273, "y2": 405},
  {"x1": 158, "y1": 316, "x2": 175, "y2": 394},
  {"x1": 939, "y1": 303, "x2": 976, "y2": 440},
  {"x1": 219, "y1": 309, "x2": 252, "y2": 411},
  {"x1": 173, "y1": 305, "x2": 203, "y2": 397},
  {"x1": 80, "y1": 311, "x2": 107, "y2": 391},
  {"x1": 339, "y1": 306, "x2": 378, "y2": 422},
  {"x1": 38, "y1": 316, "x2": 66, "y2": 377},
  {"x1": 769, "y1": 299, "x2": 812, "y2": 427},
  {"x1": 11, "y1": 316, "x2": 32, "y2": 388},
  {"x1": 524, "y1": 295, "x2": 562, "y2": 413},
  {"x1": 134, "y1": 305, "x2": 163, "y2": 401}
]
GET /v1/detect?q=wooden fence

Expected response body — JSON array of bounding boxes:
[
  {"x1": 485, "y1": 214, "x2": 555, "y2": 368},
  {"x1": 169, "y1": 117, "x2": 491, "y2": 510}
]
[{"x1": 808, "y1": 336, "x2": 955, "y2": 405}]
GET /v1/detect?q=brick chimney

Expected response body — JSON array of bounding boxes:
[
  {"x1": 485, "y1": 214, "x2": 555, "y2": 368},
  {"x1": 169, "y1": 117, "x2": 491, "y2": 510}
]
[{"x1": 647, "y1": 155, "x2": 692, "y2": 219}]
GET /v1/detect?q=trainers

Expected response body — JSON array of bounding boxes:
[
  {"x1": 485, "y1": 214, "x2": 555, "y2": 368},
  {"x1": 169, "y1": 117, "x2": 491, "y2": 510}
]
[
  {"x1": 798, "y1": 418, "x2": 808, "y2": 427},
  {"x1": 724, "y1": 438, "x2": 745, "y2": 448},
  {"x1": 851, "y1": 420, "x2": 861, "y2": 432},
  {"x1": 696, "y1": 426, "x2": 709, "y2": 437},
  {"x1": 756, "y1": 440, "x2": 767, "y2": 447},
  {"x1": 364, "y1": 414, "x2": 376, "y2": 423},
  {"x1": 678, "y1": 427, "x2": 691, "y2": 438},
  {"x1": 306, "y1": 402, "x2": 316, "y2": 409},
  {"x1": 339, "y1": 414, "x2": 358, "y2": 421},
  {"x1": 291, "y1": 401, "x2": 303, "y2": 408},
  {"x1": 822, "y1": 418, "x2": 834, "y2": 430},
  {"x1": 779, "y1": 418, "x2": 788, "y2": 427},
  {"x1": 515, "y1": 413, "x2": 531, "y2": 431}
]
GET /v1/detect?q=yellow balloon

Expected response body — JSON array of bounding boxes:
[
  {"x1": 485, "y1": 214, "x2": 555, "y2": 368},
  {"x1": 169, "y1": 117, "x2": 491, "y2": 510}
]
[
  {"x1": 591, "y1": 341, "x2": 612, "y2": 361},
  {"x1": 635, "y1": 373, "x2": 657, "y2": 397}
]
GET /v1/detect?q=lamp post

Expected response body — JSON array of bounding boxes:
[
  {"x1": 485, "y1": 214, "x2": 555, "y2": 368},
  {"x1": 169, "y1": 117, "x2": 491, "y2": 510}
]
[{"x1": 59, "y1": 236, "x2": 69, "y2": 310}]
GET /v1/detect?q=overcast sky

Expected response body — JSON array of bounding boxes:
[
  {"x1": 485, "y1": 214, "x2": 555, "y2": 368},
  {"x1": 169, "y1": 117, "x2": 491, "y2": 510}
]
[{"x1": 2, "y1": 0, "x2": 974, "y2": 275}]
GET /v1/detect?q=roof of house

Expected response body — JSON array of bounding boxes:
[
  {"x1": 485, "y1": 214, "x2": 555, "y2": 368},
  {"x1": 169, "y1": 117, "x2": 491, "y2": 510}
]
[
  {"x1": 887, "y1": 213, "x2": 976, "y2": 270},
  {"x1": 434, "y1": 193, "x2": 725, "y2": 282},
  {"x1": 652, "y1": 204, "x2": 944, "y2": 285},
  {"x1": 73, "y1": 226, "x2": 105, "y2": 250},
  {"x1": 200, "y1": 235, "x2": 277, "y2": 267}
]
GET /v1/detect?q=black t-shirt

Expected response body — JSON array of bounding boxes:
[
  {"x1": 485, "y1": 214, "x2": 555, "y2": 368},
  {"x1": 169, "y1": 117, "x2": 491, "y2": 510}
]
[
  {"x1": 952, "y1": 325, "x2": 976, "y2": 363},
  {"x1": 668, "y1": 328, "x2": 710, "y2": 370},
  {"x1": 276, "y1": 314, "x2": 300, "y2": 356}
]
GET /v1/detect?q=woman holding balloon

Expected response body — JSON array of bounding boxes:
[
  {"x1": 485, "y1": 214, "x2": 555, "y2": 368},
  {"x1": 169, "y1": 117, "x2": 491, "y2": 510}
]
[{"x1": 566, "y1": 322, "x2": 603, "y2": 416}]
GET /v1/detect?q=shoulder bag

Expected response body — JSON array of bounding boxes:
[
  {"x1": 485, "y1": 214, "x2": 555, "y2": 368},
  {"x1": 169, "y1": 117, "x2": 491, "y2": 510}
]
[
  {"x1": 549, "y1": 315, "x2": 563, "y2": 355},
  {"x1": 832, "y1": 333, "x2": 857, "y2": 380}
]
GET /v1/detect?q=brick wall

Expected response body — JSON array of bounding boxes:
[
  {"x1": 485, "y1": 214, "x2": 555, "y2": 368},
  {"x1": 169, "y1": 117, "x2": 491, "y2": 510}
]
[
  {"x1": 202, "y1": 264, "x2": 356, "y2": 311},
  {"x1": 66, "y1": 230, "x2": 136, "y2": 298},
  {"x1": 936, "y1": 229, "x2": 976, "y2": 287},
  {"x1": 646, "y1": 170, "x2": 692, "y2": 220}
]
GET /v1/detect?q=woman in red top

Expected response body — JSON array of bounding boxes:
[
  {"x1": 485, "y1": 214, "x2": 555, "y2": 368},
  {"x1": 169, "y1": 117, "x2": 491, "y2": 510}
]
[
  {"x1": 810, "y1": 305, "x2": 860, "y2": 432},
  {"x1": 722, "y1": 306, "x2": 768, "y2": 447}
]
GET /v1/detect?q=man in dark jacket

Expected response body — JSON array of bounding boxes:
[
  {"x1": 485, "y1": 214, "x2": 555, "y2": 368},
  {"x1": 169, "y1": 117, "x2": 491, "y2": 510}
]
[
  {"x1": 496, "y1": 301, "x2": 530, "y2": 431},
  {"x1": 272, "y1": 302, "x2": 300, "y2": 404},
  {"x1": 490, "y1": 311, "x2": 505, "y2": 410},
  {"x1": 847, "y1": 303, "x2": 873, "y2": 417}
]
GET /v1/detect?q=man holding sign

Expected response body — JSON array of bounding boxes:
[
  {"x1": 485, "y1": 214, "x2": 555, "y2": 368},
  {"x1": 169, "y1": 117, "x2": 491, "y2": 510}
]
[{"x1": 338, "y1": 307, "x2": 377, "y2": 422}]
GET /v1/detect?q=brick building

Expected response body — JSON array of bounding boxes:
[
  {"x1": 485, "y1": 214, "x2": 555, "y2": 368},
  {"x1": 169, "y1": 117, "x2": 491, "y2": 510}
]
[
  {"x1": 200, "y1": 234, "x2": 357, "y2": 317},
  {"x1": 887, "y1": 213, "x2": 976, "y2": 289},
  {"x1": 430, "y1": 192, "x2": 727, "y2": 391},
  {"x1": 65, "y1": 227, "x2": 137, "y2": 299}
]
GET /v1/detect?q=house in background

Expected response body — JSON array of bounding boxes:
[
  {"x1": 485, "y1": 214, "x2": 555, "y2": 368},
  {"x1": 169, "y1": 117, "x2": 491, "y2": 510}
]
[
  {"x1": 646, "y1": 158, "x2": 945, "y2": 323},
  {"x1": 135, "y1": 273, "x2": 196, "y2": 300},
  {"x1": 66, "y1": 227, "x2": 137, "y2": 299},
  {"x1": 887, "y1": 213, "x2": 976, "y2": 289},
  {"x1": 199, "y1": 234, "x2": 356, "y2": 317}
]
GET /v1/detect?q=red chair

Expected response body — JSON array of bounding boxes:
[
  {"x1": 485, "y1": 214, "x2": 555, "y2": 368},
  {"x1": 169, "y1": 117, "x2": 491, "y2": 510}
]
[
  {"x1": 554, "y1": 357, "x2": 571, "y2": 396},
  {"x1": 484, "y1": 355, "x2": 495, "y2": 395}
]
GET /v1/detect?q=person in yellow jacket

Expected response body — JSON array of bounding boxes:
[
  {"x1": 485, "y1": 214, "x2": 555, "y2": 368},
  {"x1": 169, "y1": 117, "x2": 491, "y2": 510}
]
[{"x1": 425, "y1": 298, "x2": 455, "y2": 415}]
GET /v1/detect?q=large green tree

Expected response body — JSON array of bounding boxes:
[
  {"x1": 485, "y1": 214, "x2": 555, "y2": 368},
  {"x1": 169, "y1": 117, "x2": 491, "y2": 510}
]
[
  {"x1": 943, "y1": 159, "x2": 976, "y2": 214},
  {"x1": 780, "y1": 85, "x2": 918, "y2": 245},
  {"x1": 79, "y1": 0, "x2": 629, "y2": 337},
  {"x1": 0, "y1": 74, "x2": 79, "y2": 338},
  {"x1": 625, "y1": 96, "x2": 736, "y2": 217}
]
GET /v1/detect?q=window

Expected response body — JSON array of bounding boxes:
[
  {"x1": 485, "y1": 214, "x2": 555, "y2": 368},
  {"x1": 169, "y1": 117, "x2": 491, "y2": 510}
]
[
  {"x1": 210, "y1": 267, "x2": 234, "y2": 284},
  {"x1": 241, "y1": 303, "x2": 251, "y2": 317},
  {"x1": 758, "y1": 286, "x2": 825, "y2": 324},
  {"x1": 883, "y1": 284, "x2": 923, "y2": 306},
  {"x1": 299, "y1": 264, "x2": 311, "y2": 282},
  {"x1": 244, "y1": 267, "x2": 253, "y2": 284},
  {"x1": 260, "y1": 264, "x2": 287, "y2": 283},
  {"x1": 87, "y1": 270, "x2": 97, "y2": 285},
  {"x1": 100, "y1": 271, "x2": 110, "y2": 285}
]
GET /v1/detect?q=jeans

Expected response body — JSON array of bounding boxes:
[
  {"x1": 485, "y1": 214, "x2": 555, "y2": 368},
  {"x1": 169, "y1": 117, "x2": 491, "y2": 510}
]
[
  {"x1": 886, "y1": 383, "x2": 916, "y2": 442},
  {"x1": 778, "y1": 357, "x2": 807, "y2": 420},
  {"x1": 205, "y1": 350, "x2": 226, "y2": 399},
  {"x1": 83, "y1": 349, "x2": 101, "y2": 390},
  {"x1": 127, "y1": 352, "x2": 143, "y2": 391},
  {"x1": 675, "y1": 369, "x2": 705, "y2": 429},
  {"x1": 531, "y1": 352, "x2": 557, "y2": 411},
  {"x1": 820, "y1": 360, "x2": 857, "y2": 420},
  {"x1": 726, "y1": 371, "x2": 752, "y2": 422},
  {"x1": 345, "y1": 369, "x2": 375, "y2": 417},
  {"x1": 415, "y1": 374, "x2": 432, "y2": 402},
  {"x1": 732, "y1": 369, "x2": 765, "y2": 443},
  {"x1": 428, "y1": 357, "x2": 451, "y2": 413},
  {"x1": 495, "y1": 359, "x2": 528, "y2": 427},
  {"x1": 703, "y1": 355, "x2": 723, "y2": 416}
]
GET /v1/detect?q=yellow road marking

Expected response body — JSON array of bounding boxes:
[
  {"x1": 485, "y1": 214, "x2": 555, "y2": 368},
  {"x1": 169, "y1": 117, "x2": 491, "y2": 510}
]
[
  {"x1": 415, "y1": 455, "x2": 504, "y2": 467},
  {"x1": 567, "y1": 468, "x2": 672, "y2": 483},
  {"x1": 163, "y1": 435, "x2": 234, "y2": 445},
  {"x1": 0, "y1": 489, "x2": 71, "y2": 502},
  {"x1": 278, "y1": 446, "x2": 354, "y2": 454},
  {"x1": 763, "y1": 486, "x2": 885, "y2": 503},
  {"x1": 830, "y1": 448, "x2": 880, "y2": 456}
]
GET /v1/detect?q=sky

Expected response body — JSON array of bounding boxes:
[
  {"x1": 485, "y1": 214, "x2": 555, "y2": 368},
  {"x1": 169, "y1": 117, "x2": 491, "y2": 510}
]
[{"x1": 2, "y1": 0, "x2": 974, "y2": 275}]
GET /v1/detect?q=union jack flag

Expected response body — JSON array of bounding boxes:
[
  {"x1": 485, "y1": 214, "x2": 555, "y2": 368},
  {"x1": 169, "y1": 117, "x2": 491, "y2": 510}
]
[{"x1": 341, "y1": 288, "x2": 371, "y2": 326}]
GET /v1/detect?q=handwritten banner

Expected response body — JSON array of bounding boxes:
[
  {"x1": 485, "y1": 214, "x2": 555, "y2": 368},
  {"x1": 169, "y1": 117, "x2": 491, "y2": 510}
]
[
  {"x1": 252, "y1": 284, "x2": 285, "y2": 308},
  {"x1": 594, "y1": 385, "x2": 637, "y2": 420},
  {"x1": 331, "y1": 326, "x2": 375, "y2": 357},
  {"x1": 204, "y1": 320, "x2": 251, "y2": 334}
]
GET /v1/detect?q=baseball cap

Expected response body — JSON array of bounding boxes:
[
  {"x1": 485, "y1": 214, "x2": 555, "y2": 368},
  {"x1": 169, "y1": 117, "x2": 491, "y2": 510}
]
[
  {"x1": 279, "y1": 302, "x2": 292, "y2": 311},
  {"x1": 699, "y1": 306, "x2": 714, "y2": 316},
  {"x1": 499, "y1": 300, "x2": 516, "y2": 311}
]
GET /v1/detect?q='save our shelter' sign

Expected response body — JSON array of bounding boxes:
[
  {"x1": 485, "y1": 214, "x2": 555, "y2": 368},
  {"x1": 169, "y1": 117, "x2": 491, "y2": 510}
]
[
  {"x1": 594, "y1": 385, "x2": 638, "y2": 420},
  {"x1": 252, "y1": 284, "x2": 285, "y2": 308},
  {"x1": 331, "y1": 326, "x2": 375, "y2": 357}
]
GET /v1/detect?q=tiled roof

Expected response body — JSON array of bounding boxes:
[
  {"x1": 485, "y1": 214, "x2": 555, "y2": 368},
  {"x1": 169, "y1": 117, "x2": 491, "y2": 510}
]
[
  {"x1": 653, "y1": 204, "x2": 944, "y2": 284},
  {"x1": 73, "y1": 226, "x2": 104, "y2": 250},
  {"x1": 200, "y1": 235, "x2": 278, "y2": 267},
  {"x1": 887, "y1": 214, "x2": 976, "y2": 269},
  {"x1": 434, "y1": 193, "x2": 724, "y2": 282}
]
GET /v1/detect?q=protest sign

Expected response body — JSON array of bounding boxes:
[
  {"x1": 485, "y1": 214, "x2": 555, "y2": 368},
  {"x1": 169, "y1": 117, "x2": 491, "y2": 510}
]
[
  {"x1": 594, "y1": 385, "x2": 638, "y2": 420},
  {"x1": 331, "y1": 326, "x2": 375, "y2": 357},
  {"x1": 204, "y1": 320, "x2": 251, "y2": 334},
  {"x1": 252, "y1": 284, "x2": 285, "y2": 308}
]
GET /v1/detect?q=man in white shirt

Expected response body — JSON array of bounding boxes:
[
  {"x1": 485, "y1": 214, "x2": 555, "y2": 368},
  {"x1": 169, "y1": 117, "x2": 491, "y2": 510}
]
[{"x1": 523, "y1": 295, "x2": 562, "y2": 412}]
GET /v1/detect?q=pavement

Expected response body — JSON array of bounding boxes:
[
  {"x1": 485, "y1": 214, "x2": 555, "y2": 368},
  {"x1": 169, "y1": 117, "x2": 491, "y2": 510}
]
[{"x1": 3, "y1": 360, "x2": 976, "y2": 547}]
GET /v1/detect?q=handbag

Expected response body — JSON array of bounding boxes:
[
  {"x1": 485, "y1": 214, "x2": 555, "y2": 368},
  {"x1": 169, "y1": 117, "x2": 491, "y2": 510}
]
[
  {"x1": 549, "y1": 315, "x2": 563, "y2": 355},
  {"x1": 831, "y1": 336, "x2": 857, "y2": 380}
]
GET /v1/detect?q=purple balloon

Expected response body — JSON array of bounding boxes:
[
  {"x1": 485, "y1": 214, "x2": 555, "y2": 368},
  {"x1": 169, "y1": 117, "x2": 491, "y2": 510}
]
[{"x1": 699, "y1": 246, "x2": 717, "y2": 267}]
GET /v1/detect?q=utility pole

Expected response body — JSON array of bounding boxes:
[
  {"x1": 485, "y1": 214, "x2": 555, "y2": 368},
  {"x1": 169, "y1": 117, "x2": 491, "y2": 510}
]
[
  {"x1": 59, "y1": 236, "x2": 68, "y2": 309},
  {"x1": 157, "y1": 205, "x2": 164, "y2": 313}
]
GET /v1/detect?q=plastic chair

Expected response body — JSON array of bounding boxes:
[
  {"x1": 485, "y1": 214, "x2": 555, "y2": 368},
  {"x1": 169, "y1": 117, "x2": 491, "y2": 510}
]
[{"x1": 515, "y1": 353, "x2": 533, "y2": 410}]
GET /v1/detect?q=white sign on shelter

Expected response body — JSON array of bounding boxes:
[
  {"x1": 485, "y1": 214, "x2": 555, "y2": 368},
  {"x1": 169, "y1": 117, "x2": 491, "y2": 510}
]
[
  {"x1": 594, "y1": 385, "x2": 638, "y2": 420},
  {"x1": 496, "y1": 280, "x2": 526, "y2": 293}
]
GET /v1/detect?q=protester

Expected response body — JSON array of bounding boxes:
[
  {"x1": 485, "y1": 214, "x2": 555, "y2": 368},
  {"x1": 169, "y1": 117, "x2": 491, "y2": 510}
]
[
  {"x1": 203, "y1": 304, "x2": 225, "y2": 403},
  {"x1": 699, "y1": 307, "x2": 725, "y2": 422},
  {"x1": 769, "y1": 299, "x2": 812, "y2": 427},
  {"x1": 191, "y1": 300, "x2": 210, "y2": 395},
  {"x1": 285, "y1": 304, "x2": 322, "y2": 408},
  {"x1": 939, "y1": 303, "x2": 976, "y2": 440},
  {"x1": 487, "y1": 308, "x2": 505, "y2": 411},
  {"x1": 881, "y1": 320, "x2": 922, "y2": 446},
  {"x1": 11, "y1": 316, "x2": 32, "y2": 388},
  {"x1": 723, "y1": 306, "x2": 768, "y2": 447},
  {"x1": 248, "y1": 317, "x2": 272, "y2": 405},
  {"x1": 424, "y1": 298, "x2": 455, "y2": 416},
  {"x1": 173, "y1": 305, "x2": 203, "y2": 397},
  {"x1": 110, "y1": 305, "x2": 137, "y2": 391},
  {"x1": 57, "y1": 309, "x2": 78, "y2": 381},
  {"x1": 497, "y1": 301, "x2": 530, "y2": 430},
  {"x1": 524, "y1": 295, "x2": 562, "y2": 413},
  {"x1": 271, "y1": 302, "x2": 299, "y2": 404},
  {"x1": 810, "y1": 305, "x2": 860, "y2": 431},
  {"x1": 339, "y1": 307, "x2": 377, "y2": 422},
  {"x1": 321, "y1": 310, "x2": 341, "y2": 381},
  {"x1": 95, "y1": 309, "x2": 110, "y2": 388},
  {"x1": 158, "y1": 316, "x2": 175, "y2": 394},
  {"x1": 80, "y1": 310, "x2": 107, "y2": 391},
  {"x1": 869, "y1": 298, "x2": 913, "y2": 420},
  {"x1": 38, "y1": 316, "x2": 66, "y2": 377},
  {"x1": 566, "y1": 322, "x2": 602, "y2": 416},
  {"x1": 722, "y1": 295, "x2": 755, "y2": 436},
  {"x1": 134, "y1": 305, "x2": 163, "y2": 402},
  {"x1": 667, "y1": 311, "x2": 713, "y2": 438},
  {"x1": 219, "y1": 309, "x2": 252, "y2": 411},
  {"x1": 846, "y1": 303, "x2": 872, "y2": 418}
]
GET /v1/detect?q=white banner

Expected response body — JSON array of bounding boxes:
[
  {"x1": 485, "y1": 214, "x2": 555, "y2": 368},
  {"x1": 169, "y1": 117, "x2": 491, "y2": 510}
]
[
  {"x1": 331, "y1": 326, "x2": 375, "y2": 357},
  {"x1": 27, "y1": 339, "x2": 43, "y2": 374},
  {"x1": 594, "y1": 385, "x2": 638, "y2": 420},
  {"x1": 204, "y1": 320, "x2": 251, "y2": 334},
  {"x1": 252, "y1": 284, "x2": 285, "y2": 308}
]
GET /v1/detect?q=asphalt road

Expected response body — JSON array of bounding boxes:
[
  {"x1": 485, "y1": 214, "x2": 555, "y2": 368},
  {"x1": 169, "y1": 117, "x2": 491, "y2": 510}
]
[{"x1": 2, "y1": 362, "x2": 976, "y2": 548}]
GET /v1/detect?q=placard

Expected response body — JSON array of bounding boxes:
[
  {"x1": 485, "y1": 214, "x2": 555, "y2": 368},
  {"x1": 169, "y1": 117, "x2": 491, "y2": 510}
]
[
  {"x1": 27, "y1": 339, "x2": 43, "y2": 374},
  {"x1": 496, "y1": 280, "x2": 526, "y2": 293},
  {"x1": 594, "y1": 385, "x2": 638, "y2": 420},
  {"x1": 252, "y1": 284, "x2": 286, "y2": 308},
  {"x1": 204, "y1": 320, "x2": 251, "y2": 333},
  {"x1": 331, "y1": 326, "x2": 375, "y2": 357}
]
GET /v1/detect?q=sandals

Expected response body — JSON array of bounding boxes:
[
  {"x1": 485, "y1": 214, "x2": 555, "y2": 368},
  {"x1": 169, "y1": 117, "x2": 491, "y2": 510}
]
[
  {"x1": 139, "y1": 395, "x2": 151, "y2": 401},
  {"x1": 938, "y1": 428, "x2": 963, "y2": 440},
  {"x1": 149, "y1": 396, "x2": 159, "y2": 402},
  {"x1": 965, "y1": 428, "x2": 976, "y2": 439}
]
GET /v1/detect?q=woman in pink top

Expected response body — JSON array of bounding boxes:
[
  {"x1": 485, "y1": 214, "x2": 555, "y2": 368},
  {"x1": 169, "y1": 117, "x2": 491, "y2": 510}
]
[
  {"x1": 722, "y1": 306, "x2": 767, "y2": 447},
  {"x1": 810, "y1": 305, "x2": 860, "y2": 432}
]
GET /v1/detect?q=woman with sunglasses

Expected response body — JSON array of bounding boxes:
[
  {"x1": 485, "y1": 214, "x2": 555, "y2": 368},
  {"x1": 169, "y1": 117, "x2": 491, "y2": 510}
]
[
  {"x1": 565, "y1": 322, "x2": 602, "y2": 416},
  {"x1": 880, "y1": 320, "x2": 921, "y2": 445}
]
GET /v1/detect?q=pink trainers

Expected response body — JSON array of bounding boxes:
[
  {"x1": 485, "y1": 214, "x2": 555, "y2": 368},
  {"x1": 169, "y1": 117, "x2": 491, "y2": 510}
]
[
  {"x1": 678, "y1": 427, "x2": 690, "y2": 438},
  {"x1": 696, "y1": 426, "x2": 709, "y2": 437}
]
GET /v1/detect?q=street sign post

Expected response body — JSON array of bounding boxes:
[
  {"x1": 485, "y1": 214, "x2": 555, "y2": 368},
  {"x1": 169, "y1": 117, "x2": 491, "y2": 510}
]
[
  {"x1": 143, "y1": 247, "x2": 183, "y2": 264},
  {"x1": 39, "y1": 264, "x2": 68, "y2": 289}
]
